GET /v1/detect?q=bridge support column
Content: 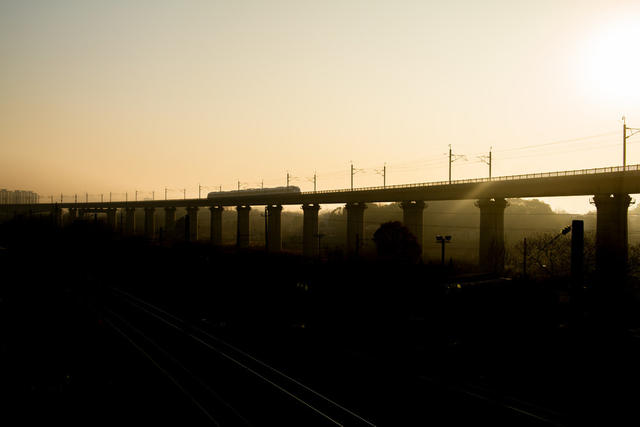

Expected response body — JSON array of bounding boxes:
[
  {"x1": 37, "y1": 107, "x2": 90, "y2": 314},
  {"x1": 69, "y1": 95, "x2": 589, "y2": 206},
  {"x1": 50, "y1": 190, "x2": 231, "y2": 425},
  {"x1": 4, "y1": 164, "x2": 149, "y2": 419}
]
[
  {"x1": 68, "y1": 208, "x2": 77, "y2": 224},
  {"x1": 164, "y1": 207, "x2": 176, "y2": 239},
  {"x1": 267, "y1": 205, "x2": 283, "y2": 252},
  {"x1": 209, "y1": 206, "x2": 224, "y2": 245},
  {"x1": 106, "y1": 208, "x2": 117, "y2": 229},
  {"x1": 346, "y1": 202, "x2": 367, "y2": 257},
  {"x1": 593, "y1": 194, "x2": 632, "y2": 283},
  {"x1": 302, "y1": 204, "x2": 320, "y2": 258},
  {"x1": 401, "y1": 201, "x2": 426, "y2": 250},
  {"x1": 186, "y1": 206, "x2": 199, "y2": 241},
  {"x1": 51, "y1": 206, "x2": 62, "y2": 227},
  {"x1": 476, "y1": 198, "x2": 508, "y2": 273},
  {"x1": 144, "y1": 207, "x2": 155, "y2": 239},
  {"x1": 236, "y1": 205, "x2": 251, "y2": 248},
  {"x1": 125, "y1": 207, "x2": 136, "y2": 235}
]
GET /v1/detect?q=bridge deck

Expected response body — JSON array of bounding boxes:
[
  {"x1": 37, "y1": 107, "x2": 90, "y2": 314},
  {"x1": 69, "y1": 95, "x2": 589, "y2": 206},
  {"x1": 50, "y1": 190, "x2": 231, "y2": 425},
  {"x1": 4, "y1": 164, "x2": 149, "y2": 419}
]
[{"x1": 4, "y1": 164, "x2": 640, "y2": 211}]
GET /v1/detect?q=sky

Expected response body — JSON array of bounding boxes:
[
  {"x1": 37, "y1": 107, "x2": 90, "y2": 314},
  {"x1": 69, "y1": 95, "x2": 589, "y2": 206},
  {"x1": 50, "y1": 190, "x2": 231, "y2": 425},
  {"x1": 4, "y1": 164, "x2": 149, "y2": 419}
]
[{"x1": 2, "y1": 0, "x2": 640, "y2": 213}]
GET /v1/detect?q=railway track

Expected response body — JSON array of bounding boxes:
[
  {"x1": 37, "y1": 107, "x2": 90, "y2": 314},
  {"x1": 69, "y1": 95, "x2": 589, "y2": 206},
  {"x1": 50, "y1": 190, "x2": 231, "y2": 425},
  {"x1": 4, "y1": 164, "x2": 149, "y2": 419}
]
[
  {"x1": 104, "y1": 287, "x2": 377, "y2": 426},
  {"x1": 104, "y1": 287, "x2": 573, "y2": 426}
]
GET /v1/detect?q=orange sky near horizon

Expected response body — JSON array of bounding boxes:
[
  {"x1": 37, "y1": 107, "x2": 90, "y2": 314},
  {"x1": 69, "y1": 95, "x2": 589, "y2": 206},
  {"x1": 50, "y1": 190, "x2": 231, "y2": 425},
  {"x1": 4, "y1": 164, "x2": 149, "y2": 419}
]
[{"x1": 2, "y1": 1, "x2": 640, "y2": 213}]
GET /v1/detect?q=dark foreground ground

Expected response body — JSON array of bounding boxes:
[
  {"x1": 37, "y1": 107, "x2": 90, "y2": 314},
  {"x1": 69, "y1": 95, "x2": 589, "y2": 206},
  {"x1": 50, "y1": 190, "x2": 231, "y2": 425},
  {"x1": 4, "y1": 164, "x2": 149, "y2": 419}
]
[{"x1": 2, "y1": 218, "x2": 640, "y2": 426}]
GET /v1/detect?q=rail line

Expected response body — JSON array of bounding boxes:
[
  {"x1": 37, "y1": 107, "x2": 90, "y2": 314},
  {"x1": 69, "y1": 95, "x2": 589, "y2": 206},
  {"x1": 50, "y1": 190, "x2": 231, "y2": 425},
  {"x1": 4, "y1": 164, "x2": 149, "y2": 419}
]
[
  {"x1": 106, "y1": 287, "x2": 571, "y2": 426},
  {"x1": 106, "y1": 287, "x2": 377, "y2": 426}
]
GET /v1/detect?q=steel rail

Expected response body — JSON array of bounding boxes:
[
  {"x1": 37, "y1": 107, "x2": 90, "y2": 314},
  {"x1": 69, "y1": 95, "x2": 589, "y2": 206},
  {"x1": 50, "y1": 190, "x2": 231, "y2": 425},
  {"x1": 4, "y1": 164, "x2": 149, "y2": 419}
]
[{"x1": 110, "y1": 287, "x2": 376, "y2": 426}]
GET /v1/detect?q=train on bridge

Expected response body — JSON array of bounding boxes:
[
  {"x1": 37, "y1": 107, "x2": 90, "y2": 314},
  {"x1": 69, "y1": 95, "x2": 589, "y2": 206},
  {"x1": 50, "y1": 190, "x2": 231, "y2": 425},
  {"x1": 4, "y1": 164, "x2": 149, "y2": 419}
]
[{"x1": 207, "y1": 186, "x2": 301, "y2": 198}]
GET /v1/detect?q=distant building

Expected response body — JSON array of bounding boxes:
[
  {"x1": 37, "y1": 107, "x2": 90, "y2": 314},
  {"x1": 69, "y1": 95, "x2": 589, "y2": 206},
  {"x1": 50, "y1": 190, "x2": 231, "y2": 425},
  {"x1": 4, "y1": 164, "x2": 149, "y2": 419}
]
[{"x1": 0, "y1": 189, "x2": 39, "y2": 204}]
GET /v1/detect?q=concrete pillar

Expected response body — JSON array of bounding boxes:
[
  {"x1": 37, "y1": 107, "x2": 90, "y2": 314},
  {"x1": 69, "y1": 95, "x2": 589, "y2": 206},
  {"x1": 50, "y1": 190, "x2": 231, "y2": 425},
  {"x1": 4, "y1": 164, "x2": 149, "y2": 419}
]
[
  {"x1": 68, "y1": 208, "x2": 78, "y2": 224},
  {"x1": 209, "y1": 206, "x2": 223, "y2": 245},
  {"x1": 164, "y1": 207, "x2": 176, "y2": 239},
  {"x1": 125, "y1": 207, "x2": 136, "y2": 235},
  {"x1": 302, "y1": 204, "x2": 320, "y2": 258},
  {"x1": 593, "y1": 194, "x2": 631, "y2": 282},
  {"x1": 401, "y1": 201, "x2": 426, "y2": 250},
  {"x1": 476, "y1": 198, "x2": 508, "y2": 272},
  {"x1": 51, "y1": 206, "x2": 62, "y2": 227},
  {"x1": 186, "y1": 206, "x2": 199, "y2": 241},
  {"x1": 144, "y1": 207, "x2": 155, "y2": 239},
  {"x1": 266, "y1": 205, "x2": 283, "y2": 252},
  {"x1": 106, "y1": 208, "x2": 117, "y2": 229},
  {"x1": 346, "y1": 202, "x2": 367, "y2": 256},
  {"x1": 236, "y1": 205, "x2": 251, "y2": 248}
]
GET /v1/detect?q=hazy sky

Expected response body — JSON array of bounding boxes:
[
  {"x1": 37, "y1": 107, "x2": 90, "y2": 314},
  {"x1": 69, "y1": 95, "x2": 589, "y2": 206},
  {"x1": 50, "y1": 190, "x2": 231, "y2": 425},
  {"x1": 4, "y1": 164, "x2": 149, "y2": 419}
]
[{"x1": 2, "y1": 0, "x2": 640, "y2": 212}]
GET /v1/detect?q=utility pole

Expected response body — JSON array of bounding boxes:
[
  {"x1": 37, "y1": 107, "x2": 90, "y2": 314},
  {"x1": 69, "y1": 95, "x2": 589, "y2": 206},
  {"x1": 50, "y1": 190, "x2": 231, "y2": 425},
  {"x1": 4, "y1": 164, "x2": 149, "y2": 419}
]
[
  {"x1": 101, "y1": 194, "x2": 103, "y2": 203},
  {"x1": 350, "y1": 162, "x2": 364, "y2": 190},
  {"x1": 183, "y1": 188, "x2": 186, "y2": 199},
  {"x1": 74, "y1": 194, "x2": 77, "y2": 204},
  {"x1": 165, "y1": 187, "x2": 167, "y2": 200},
  {"x1": 135, "y1": 190, "x2": 138, "y2": 201},
  {"x1": 306, "y1": 172, "x2": 317, "y2": 192},
  {"x1": 375, "y1": 163, "x2": 386, "y2": 187},
  {"x1": 623, "y1": 116, "x2": 640, "y2": 171},
  {"x1": 152, "y1": 191, "x2": 155, "y2": 201},
  {"x1": 264, "y1": 206, "x2": 269, "y2": 252},
  {"x1": 317, "y1": 233, "x2": 325, "y2": 259},
  {"x1": 383, "y1": 163, "x2": 386, "y2": 187},
  {"x1": 478, "y1": 147, "x2": 492, "y2": 179},
  {"x1": 286, "y1": 172, "x2": 298, "y2": 188},
  {"x1": 61, "y1": 193, "x2": 64, "y2": 203},
  {"x1": 85, "y1": 193, "x2": 88, "y2": 203},
  {"x1": 624, "y1": 117, "x2": 627, "y2": 171},
  {"x1": 261, "y1": 180, "x2": 264, "y2": 190},
  {"x1": 523, "y1": 237, "x2": 527, "y2": 278},
  {"x1": 448, "y1": 145, "x2": 467, "y2": 184},
  {"x1": 198, "y1": 184, "x2": 202, "y2": 199},
  {"x1": 109, "y1": 192, "x2": 112, "y2": 203}
]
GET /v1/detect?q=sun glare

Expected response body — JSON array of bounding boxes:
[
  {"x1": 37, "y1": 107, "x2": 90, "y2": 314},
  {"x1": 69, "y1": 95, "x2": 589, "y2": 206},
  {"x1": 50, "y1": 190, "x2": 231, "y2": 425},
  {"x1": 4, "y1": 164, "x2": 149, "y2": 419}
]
[{"x1": 581, "y1": 22, "x2": 640, "y2": 102}]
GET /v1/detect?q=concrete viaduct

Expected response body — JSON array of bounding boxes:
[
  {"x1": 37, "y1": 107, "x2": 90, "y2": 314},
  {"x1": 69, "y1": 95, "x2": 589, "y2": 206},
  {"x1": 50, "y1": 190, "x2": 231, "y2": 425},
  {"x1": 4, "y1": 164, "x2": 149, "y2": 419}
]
[{"x1": 4, "y1": 164, "x2": 640, "y2": 276}]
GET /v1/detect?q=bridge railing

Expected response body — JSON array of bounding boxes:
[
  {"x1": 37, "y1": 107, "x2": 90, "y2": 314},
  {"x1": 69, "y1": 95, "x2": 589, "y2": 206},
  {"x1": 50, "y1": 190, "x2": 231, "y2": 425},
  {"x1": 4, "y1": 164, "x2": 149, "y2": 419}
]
[
  {"x1": 20, "y1": 163, "x2": 640, "y2": 204},
  {"x1": 302, "y1": 164, "x2": 640, "y2": 195}
]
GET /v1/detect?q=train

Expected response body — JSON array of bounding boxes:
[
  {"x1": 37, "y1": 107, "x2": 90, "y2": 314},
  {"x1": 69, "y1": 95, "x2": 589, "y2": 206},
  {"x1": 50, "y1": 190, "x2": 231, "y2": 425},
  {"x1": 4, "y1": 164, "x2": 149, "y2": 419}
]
[{"x1": 207, "y1": 186, "x2": 301, "y2": 198}]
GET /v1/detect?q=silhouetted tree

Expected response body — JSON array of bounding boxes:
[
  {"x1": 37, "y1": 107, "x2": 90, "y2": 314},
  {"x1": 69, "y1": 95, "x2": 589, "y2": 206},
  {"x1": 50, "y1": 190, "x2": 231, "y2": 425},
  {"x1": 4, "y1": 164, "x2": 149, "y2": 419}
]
[
  {"x1": 373, "y1": 221, "x2": 421, "y2": 264},
  {"x1": 506, "y1": 231, "x2": 596, "y2": 280}
]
